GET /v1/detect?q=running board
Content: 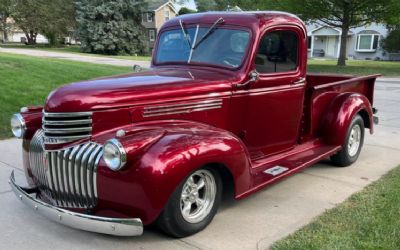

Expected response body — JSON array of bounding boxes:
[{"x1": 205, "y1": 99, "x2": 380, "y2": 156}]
[{"x1": 237, "y1": 144, "x2": 341, "y2": 199}]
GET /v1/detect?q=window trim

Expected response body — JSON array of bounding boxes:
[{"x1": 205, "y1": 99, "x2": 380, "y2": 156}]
[
  {"x1": 254, "y1": 27, "x2": 302, "y2": 77},
  {"x1": 149, "y1": 29, "x2": 156, "y2": 42},
  {"x1": 356, "y1": 34, "x2": 379, "y2": 52},
  {"x1": 147, "y1": 12, "x2": 154, "y2": 22},
  {"x1": 164, "y1": 10, "x2": 170, "y2": 21}
]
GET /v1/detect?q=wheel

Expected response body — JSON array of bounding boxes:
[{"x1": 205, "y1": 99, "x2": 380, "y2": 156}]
[
  {"x1": 331, "y1": 114, "x2": 365, "y2": 167},
  {"x1": 157, "y1": 167, "x2": 222, "y2": 238}
]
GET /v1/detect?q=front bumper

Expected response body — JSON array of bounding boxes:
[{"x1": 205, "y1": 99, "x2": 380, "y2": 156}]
[{"x1": 9, "y1": 171, "x2": 143, "y2": 236}]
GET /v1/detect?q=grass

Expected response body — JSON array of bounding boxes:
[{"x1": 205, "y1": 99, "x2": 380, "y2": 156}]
[
  {"x1": 0, "y1": 53, "x2": 131, "y2": 139},
  {"x1": 0, "y1": 43, "x2": 151, "y2": 61},
  {"x1": 271, "y1": 165, "x2": 400, "y2": 250},
  {"x1": 2, "y1": 44, "x2": 400, "y2": 73},
  {"x1": 308, "y1": 59, "x2": 400, "y2": 76}
]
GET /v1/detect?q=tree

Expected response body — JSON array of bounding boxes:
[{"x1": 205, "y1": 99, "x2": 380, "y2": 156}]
[
  {"x1": 214, "y1": 0, "x2": 400, "y2": 66},
  {"x1": 195, "y1": 0, "x2": 218, "y2": 12},
  {"x1": 75, "y1": 0, "x2": 148, "y2": 55},
  {"x1": 11, "y1": 0, "x2": 75, "y2": 45},
  {"x1": 382, "y1": 29, "x2": 400, "y2": 53},
  {"x1": 178, "y1": 7, "x2": 196, "y2": 15},
  {"x1": 0, "y1": 0, "x2": 15, "y2": 42}
]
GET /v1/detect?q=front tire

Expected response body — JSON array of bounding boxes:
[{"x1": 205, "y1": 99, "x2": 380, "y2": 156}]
[
  {"x1": 331, "y1": 114, "x2": 365, "y2": 167},
  {"x1": 157, "y1": 167, "x2": 222, "y2": 238}
]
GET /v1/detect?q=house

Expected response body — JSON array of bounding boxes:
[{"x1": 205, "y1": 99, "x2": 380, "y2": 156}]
[
  {"x1": 306, "y1": 22, "x2": 392, "y2": 60},
  {"x1": 142, "y1": 0, "x2": 178, "y2": 53},
  {"x1": 0, "y1": 18, "x2": 48, "y2": 44}
]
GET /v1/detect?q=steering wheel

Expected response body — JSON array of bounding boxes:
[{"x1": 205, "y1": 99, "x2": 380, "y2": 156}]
[{"x1": 221, "y1": 56, "x2": 242, "y2": 68}]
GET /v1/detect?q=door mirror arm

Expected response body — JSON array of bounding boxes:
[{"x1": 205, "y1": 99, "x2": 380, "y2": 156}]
[{"x1": 235, "y1": 71, "x2": 259, "y2": 89}]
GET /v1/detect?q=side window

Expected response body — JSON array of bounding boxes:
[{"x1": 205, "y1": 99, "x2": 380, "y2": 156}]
[{"x1": 255, "y1": 30, "x2": 299, "y2": 74}]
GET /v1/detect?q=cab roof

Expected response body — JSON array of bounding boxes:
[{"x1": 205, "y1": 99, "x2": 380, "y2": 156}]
[{"x1": 162, "y1": 11, "x2": 305, "y2": 32}]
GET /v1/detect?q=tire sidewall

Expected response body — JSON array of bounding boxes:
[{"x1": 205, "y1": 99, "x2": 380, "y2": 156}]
[
  {"x1": 344, "y1": 115, "x2": 365, "y2": 163},
  {"x1": 159, "y1": 166, "x2": 222, "y2": 237}
]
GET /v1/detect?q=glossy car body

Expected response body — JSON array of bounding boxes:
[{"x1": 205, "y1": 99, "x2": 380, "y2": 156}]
[{"x1": 11, "y1": 12, "x2": 378, "y2": 235}]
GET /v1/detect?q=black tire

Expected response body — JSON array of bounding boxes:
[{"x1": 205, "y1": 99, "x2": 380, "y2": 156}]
[
  {"x1": 157, "y1": 166, "x2": 222, "y2": 238},
  {"x1": 331, "y1": 114, "x2": 365, "y2": 167}
]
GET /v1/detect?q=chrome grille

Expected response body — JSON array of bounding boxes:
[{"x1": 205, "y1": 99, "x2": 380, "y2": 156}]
[
  {"x1": 42, "y1": 111, "x2": 93, "y2": 144},
  {"x1": 29, "y1": 129, "x2": 103, "y2": 208}
]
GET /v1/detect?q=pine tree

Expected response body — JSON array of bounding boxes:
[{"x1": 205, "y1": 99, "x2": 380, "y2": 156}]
[{"x1": 75, "y1": 0, "x2": 148, "y2": 55}]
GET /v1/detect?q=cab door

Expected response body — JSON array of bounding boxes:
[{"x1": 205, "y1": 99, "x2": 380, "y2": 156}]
[{"x1": 238, "y1": 27, "x2": 306, "y2": 157}]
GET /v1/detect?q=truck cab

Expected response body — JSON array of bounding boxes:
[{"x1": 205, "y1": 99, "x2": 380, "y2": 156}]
[{"x1": 9, "y1": 12, "x2": 378, "y2": 238}]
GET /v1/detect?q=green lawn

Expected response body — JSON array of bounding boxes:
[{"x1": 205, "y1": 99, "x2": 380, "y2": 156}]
[
  {"x1": 0, "y1": 44, "x2": 152, "y2": 61},
  {"x1": 0, "y1": 53, "x2": 131, "y2": 139},
  {"x1": 271, "y1": 165, "x2": 400, "y2": 250},
  {"x1": 308, "y1": 59, "x2": 400, "y2": 76}
]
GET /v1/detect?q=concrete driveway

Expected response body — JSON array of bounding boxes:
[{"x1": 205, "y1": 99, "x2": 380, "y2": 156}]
[
  {"x1": 0, "y1": 78, "x2": 399, "y2": 250},
  {"x1": 0, "y1": 47, "x2": 151, "y2": 68}
]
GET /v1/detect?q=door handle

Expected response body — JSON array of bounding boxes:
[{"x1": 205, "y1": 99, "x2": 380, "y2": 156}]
[{"x1": 292, "y1": 77, "x2": 306, "y2": 86}]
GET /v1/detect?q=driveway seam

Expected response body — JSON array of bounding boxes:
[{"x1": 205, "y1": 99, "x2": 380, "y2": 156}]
[
  {"x1": 364, "y1": 143, "x2": 400, "y2": 152},
  {"x1": 0, "y1": 160, "x2": 24, "y2": 172},
  {"x1": 299, "y1": 171, "x2": 364, "y2": 188},
  {"x1": 0, "y1": 190, "x2": 11, "y2": 195},
  {"x1": 178, "y1": 239, "x2": 204, "y2": 250}
]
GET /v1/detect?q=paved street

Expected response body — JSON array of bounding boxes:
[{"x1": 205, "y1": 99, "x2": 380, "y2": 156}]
[
  {"x1": 0, "y1": 47, "x2": 151, "y2": 68},
  {"x1": 0, "y1": 78, "x2": 399, "y2": 249}
]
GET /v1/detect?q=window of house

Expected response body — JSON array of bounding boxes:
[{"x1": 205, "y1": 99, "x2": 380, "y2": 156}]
[
  {"x1": 307, "y1": 36, "x2": 312, "y2": 50},
  {"x1": 164, "y1": 10, "x2": 170, "y2": 21},
  {"x1": 149, "y1": 29, "x2": 155, "y2": 41},
  {"x1": 147, "y1": 12, "x2": 154, "y2": 22},
  {"x1": 356, "y1": 34, "x2": 379, "y2": 52},
  {"x1": 255, "y1": 30, "x2": 299, "y2": 74}
]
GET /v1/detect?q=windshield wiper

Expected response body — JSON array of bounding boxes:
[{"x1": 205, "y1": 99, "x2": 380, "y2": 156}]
[
  {"x1": 188, "y1": 24, "x2": 200, "y2": 63},
  {"x1": 179, "y1": 19, "x2": 192, "y2": 49},
  {"x1": 193, "y1": 17, "x2": 224, "y2": 50}
]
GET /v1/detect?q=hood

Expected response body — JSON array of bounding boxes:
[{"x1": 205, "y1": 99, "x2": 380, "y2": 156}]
[{"x1": 45, "y1": 67, "x2": 237, "y2": 112}]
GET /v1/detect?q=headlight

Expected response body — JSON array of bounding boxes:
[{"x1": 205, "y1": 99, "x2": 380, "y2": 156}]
[
  {"x1": 10, "y1": 113, "x2": 26, "y2": 138},
  {"x1": 103, "y1": 139, "x2": 127, "y2": 171}
]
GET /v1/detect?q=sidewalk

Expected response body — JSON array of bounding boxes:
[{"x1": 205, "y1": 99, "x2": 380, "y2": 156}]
[
  {"x1": 0, "y1": 47, "x2": 151, "y2": 68},
  {"x1": 0, "y1": 79, "x2": 399, "y2": 249}
]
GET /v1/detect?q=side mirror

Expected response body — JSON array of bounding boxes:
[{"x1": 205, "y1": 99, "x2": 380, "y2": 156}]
[
  {"x1": 235, "y1": 70, "x2": 259, "y2": 89},
  {"x1": 133, "y1": 65, "x2": 142, "y2": 72},
  {"x1": 249, "y1": 71, "x2": 259, "y2": 81}
]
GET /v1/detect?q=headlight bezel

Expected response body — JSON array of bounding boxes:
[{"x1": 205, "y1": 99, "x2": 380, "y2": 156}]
[
  {"x1": 103, "y1": 138, "x2": 127, "y2": 171},
  {"x1": 10, "y1": 113, "x2": 26, "y2": 139}
]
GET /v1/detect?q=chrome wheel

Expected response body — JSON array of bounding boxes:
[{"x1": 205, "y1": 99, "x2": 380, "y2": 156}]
[
  {"x1": 180, "y1": 169, "x2": 217, "y2": 224},
  {"x1": 348, "y1": 124, "x2": 361, "y2": 157}
]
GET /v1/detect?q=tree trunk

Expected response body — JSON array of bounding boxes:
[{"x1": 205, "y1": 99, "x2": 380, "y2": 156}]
[
  {"x1": 337, "y1": 26, "x2": 349, "y2": 66},
  {"x1": 25, "y1": 30, "x2": 37, "y2": 45},
  {"x1": 1, "y1": 19, "x2": 8, "y2": 42},
  {"x1": 337, "y1": 2, "x2": 350, "y2": 66},
  {"x1": 3, "y1": 30, "x2": 8, "y2": 42}
]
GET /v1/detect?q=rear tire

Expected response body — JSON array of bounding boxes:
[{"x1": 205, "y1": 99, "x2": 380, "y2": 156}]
[
  {"x1": 157, "y1": 167, "x2": 222, "y2": 238},
  {"x1": 331, "y1": 114, "x2": 365, "y2": 167}
]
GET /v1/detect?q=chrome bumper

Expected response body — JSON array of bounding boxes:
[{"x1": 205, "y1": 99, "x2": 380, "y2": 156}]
[{"x1": 9, "y1": 171, "x2": 143, "y2": 236}]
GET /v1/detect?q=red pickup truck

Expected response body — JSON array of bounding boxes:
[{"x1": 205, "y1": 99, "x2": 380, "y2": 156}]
[{"x1": 9, "y1": 11, "x2": 379, "y2": 238}]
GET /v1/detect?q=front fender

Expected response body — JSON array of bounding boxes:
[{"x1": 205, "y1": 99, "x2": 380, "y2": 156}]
[
  {"x1": 96, "y1": 121, "x2": 251, "y2": 225},
  {"x1": 321, "y1": 93, "x2": 373, "y2": 146}
]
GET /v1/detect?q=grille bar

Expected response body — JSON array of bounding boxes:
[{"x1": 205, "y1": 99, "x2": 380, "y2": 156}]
[
  {"x1": 29, "y1": 130, "x2": 102, "y2": 208},
  {"x1": 42, "y1": 111, "x2": 93, "y2": 144}
]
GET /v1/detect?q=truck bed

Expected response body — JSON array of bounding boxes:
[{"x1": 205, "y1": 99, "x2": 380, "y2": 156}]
[{"x1": 304, "y1": 73, "x2": 380, "y2": 138}]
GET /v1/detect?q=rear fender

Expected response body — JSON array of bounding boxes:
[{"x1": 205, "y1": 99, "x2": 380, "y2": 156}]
[
  {"x1": 321, "y1": 93, "x2": 373, "y2": 146},
  {"x1": 96, "y1": 121, "x2": 251, "y2": 225}
]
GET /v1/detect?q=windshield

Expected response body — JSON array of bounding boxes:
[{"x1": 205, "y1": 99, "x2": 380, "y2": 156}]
[{"x1": 155, "y1": 27, "x2": 250, "y2": 69}]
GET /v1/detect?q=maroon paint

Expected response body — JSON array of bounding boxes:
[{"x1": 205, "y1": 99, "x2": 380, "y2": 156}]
[{"x1": 18, "y1": 12, "x2": 379, "y2": 225}]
